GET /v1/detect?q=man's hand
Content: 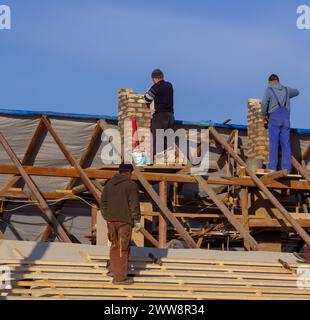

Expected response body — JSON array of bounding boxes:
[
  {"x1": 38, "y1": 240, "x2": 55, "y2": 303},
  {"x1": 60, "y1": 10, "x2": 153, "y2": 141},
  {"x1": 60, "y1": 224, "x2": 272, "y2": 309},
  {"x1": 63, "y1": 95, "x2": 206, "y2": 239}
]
[
  {"x1": 263, "y1": 116, "x2": 269, "y2": 129},
  {"x1": 133, "y1": 222, "x2": 142, "y2": 233}
]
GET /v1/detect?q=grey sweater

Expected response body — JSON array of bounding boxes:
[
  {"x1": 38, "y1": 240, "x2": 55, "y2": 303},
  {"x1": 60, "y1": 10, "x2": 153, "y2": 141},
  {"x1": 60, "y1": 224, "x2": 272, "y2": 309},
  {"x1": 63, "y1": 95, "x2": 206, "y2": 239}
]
[{"x1": 261, "y1": 83, "x2": 300, "y2": 116}]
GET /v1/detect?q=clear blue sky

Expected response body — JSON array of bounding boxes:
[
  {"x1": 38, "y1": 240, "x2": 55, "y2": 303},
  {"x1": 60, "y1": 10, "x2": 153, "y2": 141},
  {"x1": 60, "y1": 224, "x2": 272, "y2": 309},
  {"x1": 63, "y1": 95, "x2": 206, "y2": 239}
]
[{"x1": 1, "y1": 0, "x2": 310, "y2": 127}]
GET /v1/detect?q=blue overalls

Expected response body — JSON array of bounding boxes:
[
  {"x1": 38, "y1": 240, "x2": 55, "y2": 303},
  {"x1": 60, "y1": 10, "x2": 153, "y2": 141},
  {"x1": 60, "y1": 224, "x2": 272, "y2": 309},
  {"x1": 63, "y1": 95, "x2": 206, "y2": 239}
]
[{"x1": 268, "y1": 87, "x2": 292, "y2": 172}]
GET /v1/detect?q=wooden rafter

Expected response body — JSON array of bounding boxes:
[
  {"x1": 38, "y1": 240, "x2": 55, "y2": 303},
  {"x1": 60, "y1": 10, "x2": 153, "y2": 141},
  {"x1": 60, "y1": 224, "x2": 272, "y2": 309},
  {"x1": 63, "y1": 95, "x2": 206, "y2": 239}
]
[
  {"x1": 0, "y1": 130, "x2": 71, "y2": 243},
  {"x1": 209, "y1": 126, "x2": 310, "y2": 246},
  {"x1": 41, "y1": 116, "x2": 101, "y2": 203},
  {"x1": 291, "y1": 156, "x2": 310, "y2": 184},
  {"x1": 174, "y1": 141, "x2": 257, "y2": 251},
  {"x1": 0, "y1": 118, "x2": 47, "y2": 194},
  {"x1": 66, "y1": 121, "x2": 103, "y2": 190},
  {"x1": 0, "y1": 164, "x2": 309, "y2": 190},
  {"x1": 194, "y1": 175, "x2": 258, "y2": 251},
  {"x1": 302, "y1": 143, "x2": 310, "y2": 163},
  {"x1": 133, "y1": 164, "x2": 198, "y2": 249}
]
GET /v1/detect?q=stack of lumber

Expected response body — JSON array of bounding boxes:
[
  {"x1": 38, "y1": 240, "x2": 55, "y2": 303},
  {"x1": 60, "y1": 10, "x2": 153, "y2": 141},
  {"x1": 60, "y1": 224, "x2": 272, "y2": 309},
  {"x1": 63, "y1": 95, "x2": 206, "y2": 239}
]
[{"x1": 1, "y1": 254, "x2": 310, "y2": 300}]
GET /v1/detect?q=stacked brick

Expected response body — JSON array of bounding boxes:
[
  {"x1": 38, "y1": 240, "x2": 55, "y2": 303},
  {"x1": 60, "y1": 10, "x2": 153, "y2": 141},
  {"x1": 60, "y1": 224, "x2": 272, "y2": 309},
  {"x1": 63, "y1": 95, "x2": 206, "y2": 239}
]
[
  {"x1": 118, "y1": 88, "x2": 152, "y2": 163},
  {"x1": 247, "y1": 98, "x2": 269, "y2": 165}
]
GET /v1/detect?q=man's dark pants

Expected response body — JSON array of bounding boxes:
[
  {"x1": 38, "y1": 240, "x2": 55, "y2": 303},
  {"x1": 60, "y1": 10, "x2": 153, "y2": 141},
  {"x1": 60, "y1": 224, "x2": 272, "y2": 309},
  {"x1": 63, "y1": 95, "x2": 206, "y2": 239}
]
[
  {"x1": 152, "y1": 112, "x2": 175, "y2": 156},
  {"x1": 107, "y1": 221, "x2": 132, "y2": 282}
]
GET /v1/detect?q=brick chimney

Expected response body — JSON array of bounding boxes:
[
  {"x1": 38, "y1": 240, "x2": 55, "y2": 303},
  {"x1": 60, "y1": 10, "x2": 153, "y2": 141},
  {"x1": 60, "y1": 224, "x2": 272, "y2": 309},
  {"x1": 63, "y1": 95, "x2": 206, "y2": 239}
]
[
  {"x1": 118, "y1": 89, "x2": 152, "y2": 163},
  {"x1": 247, "y1": 99, "x2": 269, "y2": 167}
]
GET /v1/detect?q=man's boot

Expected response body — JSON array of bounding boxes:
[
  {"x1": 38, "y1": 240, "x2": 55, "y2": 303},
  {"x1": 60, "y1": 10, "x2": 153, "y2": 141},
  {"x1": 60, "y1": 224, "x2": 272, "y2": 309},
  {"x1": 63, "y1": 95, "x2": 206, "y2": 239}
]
[{"x1": 112, "y1": 278, "x2": 134, "y2": 285}]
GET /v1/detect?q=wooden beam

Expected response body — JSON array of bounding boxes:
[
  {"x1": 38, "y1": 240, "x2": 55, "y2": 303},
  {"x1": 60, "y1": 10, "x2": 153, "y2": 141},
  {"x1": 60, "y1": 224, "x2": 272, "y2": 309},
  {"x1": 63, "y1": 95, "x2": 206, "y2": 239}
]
[
  {"x1": 209, "y1": 126, "x2": 310, "y2": 246},
  {"x1": 302, "y1": 143, "x2": 310, "y2": 162},
  {"x1": 194, "y1": 175, "x2": 258, "y2": 251},
  {"x1": 40, "y1": 205, "x2": 81, "y2": 243},
  {"x1": 140, "y1": 227, "x2": 159, "y2": 248},
  {"x1": 240, "y1": 187, "x2": 250, "y2": 250},
  {"x1": 260, "y1": 170, "x2": 288, "y2": 182},
  {"x1": 159, "y1": 181, "x2": 167, "y2": 248},
  {"x1": 0, "y1": 165, "x2": 309, "y2": 190},
  {"x1": 0, "y1": 118, "x2": 47, "y2": 194},
  {"x1": 41, "y1": 116, "x2": 101, "y2": 204},
  {"x1": 66, "y1": 122, "x2": 103, "y2": 190},
  {"x1": 291, "y1": 156, "x2": 310, "y2": 184},
  {"x1": 216, "y1": 130, "x2": 238, "y2": 167},
  {"x1": 133, "y1": 164, "x2": 198, "y2": 248},
  {"x1": 0, "y1": 130, "x2": 71, "y2": 243},
  {"x1": 174, "y1": 141, "x2": 257, "y2": 251}
]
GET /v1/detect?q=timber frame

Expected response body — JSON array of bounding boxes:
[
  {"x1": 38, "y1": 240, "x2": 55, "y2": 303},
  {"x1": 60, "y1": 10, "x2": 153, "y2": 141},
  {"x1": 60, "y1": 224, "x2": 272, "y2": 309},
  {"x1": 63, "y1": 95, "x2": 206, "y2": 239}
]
[{"x1": 0, "y1": 115, "x2": 309, "y2": 251}]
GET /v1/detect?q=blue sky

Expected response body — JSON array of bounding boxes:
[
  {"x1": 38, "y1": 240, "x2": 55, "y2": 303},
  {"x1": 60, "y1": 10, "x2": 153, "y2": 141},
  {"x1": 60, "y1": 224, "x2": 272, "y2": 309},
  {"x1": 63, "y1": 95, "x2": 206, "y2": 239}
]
[{"x1": 1, "y1": 0, "x2": 310, "y2": 127}]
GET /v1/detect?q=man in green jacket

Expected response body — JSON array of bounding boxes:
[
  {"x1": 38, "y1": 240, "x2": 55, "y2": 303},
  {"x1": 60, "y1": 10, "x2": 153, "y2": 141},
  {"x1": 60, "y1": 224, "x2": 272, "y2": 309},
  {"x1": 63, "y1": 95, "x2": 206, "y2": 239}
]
[{"x1": 100, "y1": 164, "x2": 141, "y2": 285}]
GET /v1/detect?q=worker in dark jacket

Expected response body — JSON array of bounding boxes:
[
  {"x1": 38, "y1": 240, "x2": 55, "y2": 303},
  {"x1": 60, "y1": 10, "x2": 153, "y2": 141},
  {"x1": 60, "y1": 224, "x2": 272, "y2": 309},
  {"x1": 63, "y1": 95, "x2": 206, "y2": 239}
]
[
  {"x1": 100, "y1": 164, "x2": 141, "y2": 285},
  {"x1": 144, "y1": 69, "x2": 174, "y2": 159},
  {"x1": 261, "y1": 74, "x2": 300, "y2": 173}
]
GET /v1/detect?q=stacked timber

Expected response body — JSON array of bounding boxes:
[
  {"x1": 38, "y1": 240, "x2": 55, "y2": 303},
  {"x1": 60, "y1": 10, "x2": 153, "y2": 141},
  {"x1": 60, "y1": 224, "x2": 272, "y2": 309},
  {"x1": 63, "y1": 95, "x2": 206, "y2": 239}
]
[
  {"x1": 247, "y1": 99, "x2": 269, "y2": 166},
  {"x1": 118, "y1": 89, "x2": 152, "y2": 163},
  {"x1": 1, "y1": 254, "x2": 310, "y2": 300}
]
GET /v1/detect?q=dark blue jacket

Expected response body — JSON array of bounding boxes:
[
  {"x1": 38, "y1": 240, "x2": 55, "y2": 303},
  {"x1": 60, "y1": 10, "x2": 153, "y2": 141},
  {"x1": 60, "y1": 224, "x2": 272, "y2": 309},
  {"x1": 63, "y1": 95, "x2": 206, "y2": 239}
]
[{"x1": 144, "y1": 80, "x2": 174, "y2": 113}]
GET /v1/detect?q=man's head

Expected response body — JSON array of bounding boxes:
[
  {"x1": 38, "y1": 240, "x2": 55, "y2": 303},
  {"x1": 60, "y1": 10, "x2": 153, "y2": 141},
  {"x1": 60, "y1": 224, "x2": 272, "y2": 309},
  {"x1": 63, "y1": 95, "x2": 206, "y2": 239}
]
[
  {"x1": 268, "y1": 74, "x2": 280, "y2": 85},
  {"x1": 119, "y1": 163, "x2": 134, "y2": 177},
  {"x1": 152, "y1": 69, "x2": 164, "y2": 84}
]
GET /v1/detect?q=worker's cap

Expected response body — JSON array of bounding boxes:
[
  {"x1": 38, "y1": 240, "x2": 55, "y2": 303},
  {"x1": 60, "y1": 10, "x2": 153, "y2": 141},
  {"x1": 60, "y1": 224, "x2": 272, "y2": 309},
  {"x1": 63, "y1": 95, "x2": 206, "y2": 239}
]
[
  {"x1": 268, "y1": 74, "x2": 279, "y2": 82},
  {"x1": 119, "y1": 163, "x2": 134, "y2": 173},
  {"x1": 151, "y1": 69, "x2": 164, "y2": 79}
]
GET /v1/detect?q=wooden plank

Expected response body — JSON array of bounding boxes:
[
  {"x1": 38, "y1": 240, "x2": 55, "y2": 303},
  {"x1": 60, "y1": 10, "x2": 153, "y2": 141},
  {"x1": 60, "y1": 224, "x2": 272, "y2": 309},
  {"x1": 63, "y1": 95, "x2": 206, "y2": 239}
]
[
  {"x1": 41, "y1": 116, "x2": 101, "y2": 203},
  {"x1": 291, "y1": 156, "x2": 310, "y2": 184},
  {"x1": 139, "y1": 227, "x2": 159, "y2": 248},
  {"x1": 11, "y1": 272, "x2": 301, "y2": 288},
  {"x1": 4, "y1": 264, "x2": 302, "y2": 281},
  {"x1": 133, "y1": 164, "x2": 198, "y2": 248},
  {"x1": 12, "y1": 280, "x2": 310, "y2": 296},
  {"x1": 260, "y1": 170, "x2": 288, "y2": 182},
  {"x1": 240, "y1": 187, "x2": 250, "y2": 251},
  {"x1": 7, "y1": 262, "x2": 309, "y2": 281},
  {"x1": 5, "y1": 261, "x2": 295, "y2": 274},
  {"x1": 88, "y1": 255, "x2": 310, "y2": 268},
  {"x1": 209, "y1": 126, "x2": 310, "y2": 246},
  {"x1": 194, "y1": 175, "x2": 258, "y2": 251},
  {"x1": 0, "y1": 164, "x2": 309, "y2": 190},
  {"x1": 0, "y1": 130, "x2": 71, "y2": 243},
  {"x1": 40, "y1": 205, "x2": 62, "y2": 242},
  {"x1": 159, "y1": 181, "x2": 167, "y2": 248},
  {"x1": 2, "y1": 257, "x2": 296, "y2": 273},
  {"x1": 3, "y1": 256, "x2": 309, "y2": 270},
  {"x1": 2, "y1": 288, "x2": 310, "y2": 300}
]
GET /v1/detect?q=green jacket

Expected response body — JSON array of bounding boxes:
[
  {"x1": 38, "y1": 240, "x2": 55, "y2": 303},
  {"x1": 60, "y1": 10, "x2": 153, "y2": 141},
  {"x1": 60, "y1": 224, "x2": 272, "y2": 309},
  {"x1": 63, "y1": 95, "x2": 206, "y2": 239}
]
[{"x1": 100, "y1": 173, "x2": 141, "y2": 226}]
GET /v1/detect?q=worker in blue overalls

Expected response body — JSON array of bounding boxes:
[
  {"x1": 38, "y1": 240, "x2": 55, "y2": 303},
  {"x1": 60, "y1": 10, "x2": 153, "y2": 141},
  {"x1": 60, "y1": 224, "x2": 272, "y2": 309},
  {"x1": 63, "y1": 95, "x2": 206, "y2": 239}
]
[{"x1": 261, "y1": 74, "x2": 300, "y2": 173}]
